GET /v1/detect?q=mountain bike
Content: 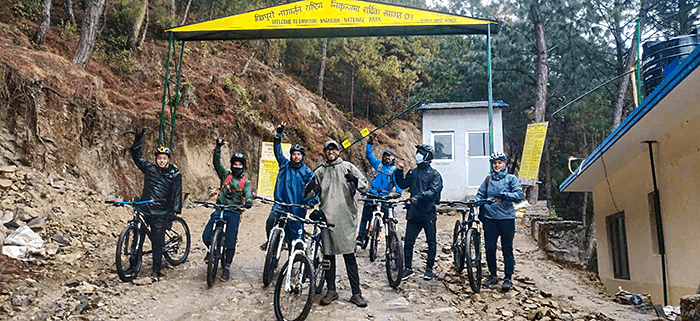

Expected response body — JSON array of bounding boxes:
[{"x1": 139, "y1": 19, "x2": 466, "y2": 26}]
[
  {"x1": 440, "y1": 198, "x2": 494, "y2": 293},
  {"x1": 259, "y1": 197, "x2": 333, "y2": 321},
  {"x1": 255, "y1": 196, "x2": 309, "y2": 287},
  {"x1": 193, "y1": 200, "x2": 242, "y2": 287},
  {"x1": 109, "y1": 199, "x2": 191, "y2": 282},
  {"x1": 358, "y1": 193, "x2": 408, "y2": 288}
]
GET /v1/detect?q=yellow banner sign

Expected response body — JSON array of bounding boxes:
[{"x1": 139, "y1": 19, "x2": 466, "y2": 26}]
[
  {"x1": 519, "y1": 122, "x2": 548, "y2": 186},
  {"x1": 341, "y1": 139, "x2": 351, "y2": 149},
  {"x1": 169, "y1": 0, "x2": 497, "y2": 40},
  {"x1": 360, "y1": 128, "x2": 370, "y2": 137},
  {"x1": 257, "y1": 142, "x2": 291, "y2": 199}
]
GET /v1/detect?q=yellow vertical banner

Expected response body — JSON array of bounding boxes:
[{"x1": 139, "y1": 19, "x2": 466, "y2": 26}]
[
  {"x1": 518, "y1": 122, "x2": 548, "y2": 186},
  {"x1": 257, "y1": 142, "x2": 291, "y2": 199}
]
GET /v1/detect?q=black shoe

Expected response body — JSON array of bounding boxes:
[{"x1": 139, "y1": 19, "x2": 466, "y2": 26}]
[
  {"x1": 356, "y1": 238, "x2": 363, "y2": 247},
  {"x1": 320, "y1": 290, "x2": 339, "y2": 305},
  {"x1": 349, "y1": 294, "x2": 368, "y2": 308},
  {"x1": 220, "y1": 265, "x2": 230, "y2": 282},
  {"x1": 401, "y1": 269, "x2": 414, "y2": 281},
  {"x1": 423, "y1": 268, "x2": 433, "y2": 280},
  {"x1": 484, "y1": 275, "x2": 499, "y2": 288},
  {"x1": 151, "y1": 270, "x2": 164, "y2": 281},
  {"x1": 502, "y1": 278, "x2": 513, "y2": 291},
  {"x1": 203, "y1": 252, "x2": 210, "y2": 263},
  {"x1": 259, "y1": 241, "x2": 268, "y2": 251}
]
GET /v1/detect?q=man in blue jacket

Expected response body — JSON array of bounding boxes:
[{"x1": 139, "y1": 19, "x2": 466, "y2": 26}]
[
  {"x1": 356, "y1": 134, "x2": 402, "y2": 246},
  {"x1": 395, "y1": 144, "x2": 443, "y2": 281},
  {"x1": 261, "y1": 123, "x2": 316, "y2": 250},
  {"x1": 475, "y1": 152, "x2": 524, "y2": 291}
]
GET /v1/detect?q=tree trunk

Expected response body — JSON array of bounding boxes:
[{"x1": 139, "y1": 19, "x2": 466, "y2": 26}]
[
  {"x1": 33, "y1": 0, "x2": 52, "y2": 46},
  {"x1": 130, "y1": 0, "x2": 148, "y2": 49},
  {"x1": 316, "y1": 38, "x2": 328, "y2": 97},
  {"x1": 73, "y1": 0, "x2": 107, "y2": 67},
  {"x1": 137, "y1": 4, "x2": 148, "y2": 47},
  {"x1": 612, "y1": 11, "x2": 644, "y2": 129},
  {"x1": 169, "y1": 0, "x2": 176, "y2": 18},
  {"x1": 527, "y1": 0, "x2": 549, "y2": 205},
  {"x1": 64, "y1": 0, "x2": 75, "y2": 25},
  {"x1": 180, "y1": 0, "x2": 192, "y2": 25},
  {"x1": 350, "y1": 66, "x2": 355, "y2": 117}
]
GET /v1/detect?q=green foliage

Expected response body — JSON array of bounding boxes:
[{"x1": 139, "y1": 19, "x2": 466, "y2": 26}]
[
  {"x1": 224, "y1": 76, "x2": 235, "y2": 91},
  {"x1": 99, "y1": 0, "x2": 137, "y2": 72},
  {"x1": 12, "y1": 0, "x2": 41, "y2": 19},
  {"x1": 59, "y1": 20, "x2": 79, "y2": 40}
]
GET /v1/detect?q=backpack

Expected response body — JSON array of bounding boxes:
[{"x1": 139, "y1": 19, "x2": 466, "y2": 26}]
[
  {"x1": 376, "y1": 163, "x2": 397, "y2": 185},
  {"x1": 217, "y1": 173, "x2": 247, "y2": 200}
]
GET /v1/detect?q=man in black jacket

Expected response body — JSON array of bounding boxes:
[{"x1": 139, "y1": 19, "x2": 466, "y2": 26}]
[
  {"x1": 395, "y1": 144, "x2": 443, "y2": 281},
  {"x1": 130, "y1": 130, "x2": 183, "y2": 281}
]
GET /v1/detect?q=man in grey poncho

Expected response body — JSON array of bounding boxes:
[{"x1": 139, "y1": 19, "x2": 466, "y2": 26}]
[{"x1": 305, "y1": 140, "x2": 369, "y2": 307}]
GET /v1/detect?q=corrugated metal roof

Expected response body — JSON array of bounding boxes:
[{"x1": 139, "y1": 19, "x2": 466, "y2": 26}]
[
  {"x1": 559, "y1": 43, "x2": 700, "y2": 192},
  {"x1": 418, "y1": 100, "x2": 508, "y2": 110}
]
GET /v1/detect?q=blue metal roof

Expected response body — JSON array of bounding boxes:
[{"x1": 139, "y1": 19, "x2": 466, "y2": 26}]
[
  {"x1": 418, "y1": 100, "x2": 509, "y2": 110},
  {"x1": 559, "y1": 43, "x2": 700, "y2": 192}
]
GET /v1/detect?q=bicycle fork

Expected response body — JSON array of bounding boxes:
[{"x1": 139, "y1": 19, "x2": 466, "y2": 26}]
[{"x1": 285, "y1": 230, "x2": 306, "y2": 292}]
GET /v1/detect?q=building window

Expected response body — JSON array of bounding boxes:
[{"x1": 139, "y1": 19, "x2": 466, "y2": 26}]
[
  {"x1": 467, "y1": 132, "x2": 491, "y2": 156},
  {"x1": 648, "y1": 191, "x2": 660, "y2": 255},
  {"x1": 432, "y1": 132, "x2": 454, "y2": 161},
  {"x1": 607, "y1": 212, "x2": 630, "y2": 279}
]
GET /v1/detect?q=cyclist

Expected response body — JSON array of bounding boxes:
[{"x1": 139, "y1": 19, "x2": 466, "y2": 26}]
[
  {"x1": 394, "y1": 144, "x2": 443, "y2": 281},
  {"x1": 129, "y1": 130, "x2": 182, "y2": 281},
  {"x1": 356, "y1": 134, "x2": 402, "y2": 246},
  {"x1": 260, "y1": 123, "x2": 316, "y2": 251},
  {"x1": 202, "y1": 139, "x2": 253, "y2": 282},
  {"x1": 304, "y1": 140, "x2": 369, "y2": 307},
  {"x1": 474, "y1": 152, "x2": 524, "y2": 291}
]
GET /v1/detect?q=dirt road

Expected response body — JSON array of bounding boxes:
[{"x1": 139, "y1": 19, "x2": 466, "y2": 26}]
[{"x1": 4, "y1": 201, "x2": 659, "y2": 321}]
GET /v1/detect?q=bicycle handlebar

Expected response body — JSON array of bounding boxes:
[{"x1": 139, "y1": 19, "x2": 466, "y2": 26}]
[
  {"x1": 439, "y1": 198, "x2": 496, "y2": 208},
  {"x1": 193, "y1": 200, "x2": 243, "y2": 210},
  {"x1": 255, "y1": 195, "x2": 308, "y2": 209},
  {"x1": 359, "y1": 191, "x2": 401, "y2": 200},
  {"x1": 276, "y1": 212, "x2": 335, "y2": 228},
  {"x1": 105, "y1": 199, "x2": 163, "y2": 207}
]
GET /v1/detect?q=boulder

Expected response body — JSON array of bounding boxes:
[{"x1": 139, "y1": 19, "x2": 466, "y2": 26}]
[
  {"x1": 0, "y1": 165, "x2": 18, "y2": 174},
  {"x1": 0, "y1": 179, "x2": 12, "y2": 189},
  {"x1": 681, "y1": 294, "x2": 700, "y2": 321}
]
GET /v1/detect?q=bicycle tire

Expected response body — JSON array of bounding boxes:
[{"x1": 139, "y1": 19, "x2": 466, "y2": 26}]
[
  {"x1": 207, "y1": 229, "x2": 223, "y2": 288},
  {"x1": 360, "y1": 221, "x2": 370, "y2": 250},
  {"x1": 274, "y1": 254, "x2": 315, "y2": 321},
  {"x1": 369, "y1": 217, "x2": 381, "y2": 262},
  {"x1": 164, "y1": 217, "x2": 191, "y2": 266},
  {"x1": 385, "y1": 229, "x2": 404, "y2": 289},
  {"x1": 452, "y1": 220, "x2": 465, "y2": 273},
  {"x1": 116, "y1": 225, "x2": 142, "y2": 282},
  {"x1": 263, "y1": 228, "x2": 283, "y2": 287},
  {"x1": 312, "y1": 238, "x2": 326, "y2": 295},
  {"x1": 465, "y1": 228, "x2": 482, "y2": 293}
]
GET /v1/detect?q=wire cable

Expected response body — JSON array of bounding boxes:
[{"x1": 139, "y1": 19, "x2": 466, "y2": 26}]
[{"x1": 600, "y1": 155, "x2": 620, "y2": 213}]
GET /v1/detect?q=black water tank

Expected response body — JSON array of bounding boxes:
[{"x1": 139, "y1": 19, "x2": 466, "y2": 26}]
[{"x1": 642, "y1": 34, "x2": 700, "y2": 96}]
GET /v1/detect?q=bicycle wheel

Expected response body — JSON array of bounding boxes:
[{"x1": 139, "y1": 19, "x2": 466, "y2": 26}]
[
  {"x1": 452, "y1": 220, "x2": 465, "y2": 273},
  {"x1": 385, "y1": 229, "x2": 404, "y2": 289},
  {"x1": 311, "y1": 238, "x2": 326, "y2": 295},
  {"x1": 116, "y1": 225, "x2": 142, "y2": 282},
  {"x1": 360, "y1": 222, "x2": 370, "y2": 250},
  {"x1": 263, "y1": 228, "x2": 283, "y2": 287},
  {"x1": 465, "y1": 228, "x2": 483, "y2": 293},
  {"x1": 369, "y1": 217, "x2": 381, "y2": 262},
  {"x1": 274, "y1": 254, "x2": 315, "y2": 321},
  {"x1": 207, "y1": 229, "x2": 223, "y2": 288},
  {"x1": 164, "y1": 217, "x2": 191, "y2": 266}
]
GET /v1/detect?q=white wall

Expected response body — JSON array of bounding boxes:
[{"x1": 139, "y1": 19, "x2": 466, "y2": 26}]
[{"x1": 421, "y1": 108, "x2": 503, "y2": 200}]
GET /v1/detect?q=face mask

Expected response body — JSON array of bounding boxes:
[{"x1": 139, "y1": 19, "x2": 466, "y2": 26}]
[
  {"x1": 415, "y1": 153, "x2": 424, "y2": 164},
  {"x1": 231, "y1": 168, "x2": 244, "y2": 176}
]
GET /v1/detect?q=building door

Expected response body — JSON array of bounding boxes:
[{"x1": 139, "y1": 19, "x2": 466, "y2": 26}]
[{"x1": 466, "y1": 131, "x2": 491, "y2": 188}]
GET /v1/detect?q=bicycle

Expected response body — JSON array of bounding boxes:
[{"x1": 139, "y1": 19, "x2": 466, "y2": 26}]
[
  {"x1": 109, "y1": 199, "x2": 191, "y2": 282},
  {"x1": 440, "y1": 198, "x2": 494, "y2": 293},
  {"x1": 255, "y1": 196, "x2": 309, "y2": 287},
  {"x1": 192, "y1": 200, "x2": 242, "y2": 287},
  {"x1": 259, "y1": 197, "x2": 334, "y2": 321},
  {"x1": 358, "y1": 193, "x2": 408, "y2": 288}
]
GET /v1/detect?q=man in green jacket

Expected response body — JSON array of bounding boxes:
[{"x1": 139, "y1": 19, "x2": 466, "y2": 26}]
[
  {"x1": 202, "y1": 138, "x2": 253, "y2": 282},
  {"x1": 305, "y1": 140, "x2": 369, "y2": 307}
]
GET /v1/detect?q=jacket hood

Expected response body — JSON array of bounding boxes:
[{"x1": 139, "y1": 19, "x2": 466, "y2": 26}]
[
  {"x1": 490, "y1": 168, "x2": 507, "y2": 180},
  {"x1": 322, "y1": 157, "x2": 343, "y2": 167}
]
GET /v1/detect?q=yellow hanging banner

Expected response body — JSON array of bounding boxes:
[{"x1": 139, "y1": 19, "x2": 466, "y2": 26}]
[
  {"x1": 518, "y1": 122, "x2": 548, "y2": 186},
  {"x1": 342, "y1": 139, "x2": 351, "y2": 149},
  {"x1": 360, "y1": 128, "x2": 370, "y2": 137},
  {"x1": 168, "y1": 0, "x2": 497, "y2": 40}
]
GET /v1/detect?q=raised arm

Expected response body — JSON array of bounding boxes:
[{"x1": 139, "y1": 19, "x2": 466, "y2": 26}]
[
  {"x1": 213, "y1": 141, "x2": 229, "y2": 180},
  {"x1": 365, "y1": 141, "x2": 381, "y2": 170},
  {"x1": 393, "y1": 162, "x2": 411, "y2": 190},
  {"x1": 129, "y1": 132, "x2": 151, "y2": 173},
  {"x1": 273, "y1": 123, "x2": 289, "y2": 167}
]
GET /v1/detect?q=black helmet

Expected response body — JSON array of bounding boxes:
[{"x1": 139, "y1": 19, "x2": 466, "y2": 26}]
[
  {"x1": 230, "y1": 152, "x2": 246, "y2": 168},
  {"x1": 289, "y1": 144, "x2": 305, "y2": 157},
  {"x1": 154, "y1": 146, "x2": 171, "y2": 157},
  {"x1": 382, "y1": 150, "x2": 395, "y2": 157},
  {"x1": 415, "y1": 144, "x2": 435, "y2": 163}
]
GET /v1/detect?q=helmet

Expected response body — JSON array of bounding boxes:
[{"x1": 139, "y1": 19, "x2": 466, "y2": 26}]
[
  {"x1": 323, "y1": 140, "x2": 340, "y2": 150},
  {"x1": 154, "y1": 146, "x2": 171, "y2": 157},
  {"x1": 490, "y1": 152, "x2": 506, "y2": 163},
  {"x1": 382, "y1": 150, "x2": 395, "y2": 157},
  {"x1": 230, "y1": 152, "x2": 246, "y2": 168},
  {"x1": 289, "y1": 144, "x2": 305, "y2": 157},
  {"x1": 415, "y1": 144, "x2": 435, "y2": 163}
]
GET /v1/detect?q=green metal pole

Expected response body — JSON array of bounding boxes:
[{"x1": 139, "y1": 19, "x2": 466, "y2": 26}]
[
  {"x1": 159, "y1": 33, "x2": 174, "y2": 148},
  {"x1": 636, "y1": 17, "x2": 642, "y2": 106},
  {"x1": 169, "y1": 40, "x2": 186, "y2": 150},
  {"x1": 487, "y1": 23, "x2": 494, "y2": 154}
]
